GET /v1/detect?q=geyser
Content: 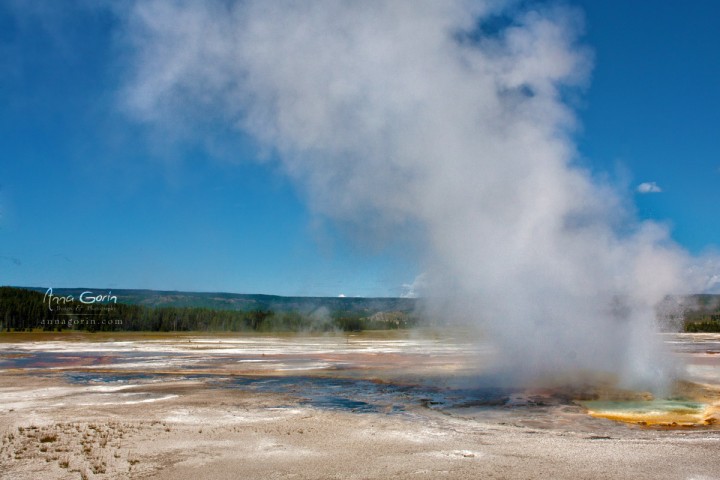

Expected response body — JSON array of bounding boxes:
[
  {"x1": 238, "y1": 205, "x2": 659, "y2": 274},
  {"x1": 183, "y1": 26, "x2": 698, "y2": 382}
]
[{"x1": 119, "y1": 1, "x2": 716, "y2": 390}]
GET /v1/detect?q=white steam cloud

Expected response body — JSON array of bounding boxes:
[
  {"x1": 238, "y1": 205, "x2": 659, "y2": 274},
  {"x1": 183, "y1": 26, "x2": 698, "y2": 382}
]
[{"x1": 119, "y1": 0, "x2": 716, "y2": 389}]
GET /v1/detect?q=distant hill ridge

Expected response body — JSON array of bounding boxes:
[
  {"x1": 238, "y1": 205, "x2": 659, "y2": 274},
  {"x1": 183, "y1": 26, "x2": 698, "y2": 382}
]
[{"x1": 20, "y1": 287, "x2": 416, "y2": 315}]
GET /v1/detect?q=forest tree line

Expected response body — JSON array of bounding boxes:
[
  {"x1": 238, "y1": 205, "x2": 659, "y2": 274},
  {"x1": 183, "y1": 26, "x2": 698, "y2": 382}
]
[
  {"x1": 3, "y1": 286, "x2": 719, "y2": 333},
  {"x1": 0, "y1": 287, "x2": 416, "y2": 332},
  {"x1": 681, "y1": 294, "x2": 720, "y2": 332},
  {"x1": 684, "y1": 313, "x2": 720, "y2": 332}
]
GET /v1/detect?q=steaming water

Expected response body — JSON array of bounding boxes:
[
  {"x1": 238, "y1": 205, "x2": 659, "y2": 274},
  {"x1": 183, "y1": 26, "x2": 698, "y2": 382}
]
[{"x1": 581, "y1": 399, "x2": 708, "y2": 426}]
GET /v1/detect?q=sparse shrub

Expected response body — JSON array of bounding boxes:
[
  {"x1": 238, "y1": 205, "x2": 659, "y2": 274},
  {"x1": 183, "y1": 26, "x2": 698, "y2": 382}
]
[
  {"x1": 40, "y1": 433, "x2": 58, "y2": 443},
  {"x1": 91, "y1": 460, "x2": 106, "y2": 474}
]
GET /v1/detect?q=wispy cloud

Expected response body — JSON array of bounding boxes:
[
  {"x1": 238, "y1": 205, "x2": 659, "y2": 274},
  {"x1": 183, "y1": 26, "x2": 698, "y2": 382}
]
[{"x1": 637, "y1": 181, "x2": 662, "y2": 194}]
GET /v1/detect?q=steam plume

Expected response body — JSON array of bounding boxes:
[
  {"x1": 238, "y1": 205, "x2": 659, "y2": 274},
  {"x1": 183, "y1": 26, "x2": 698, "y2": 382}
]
[{"x1": 119, "y1": 1, "x2": 716, "y2": 389}]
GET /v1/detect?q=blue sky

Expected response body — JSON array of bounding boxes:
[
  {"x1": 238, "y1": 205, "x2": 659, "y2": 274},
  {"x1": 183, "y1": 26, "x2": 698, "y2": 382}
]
[
  {"x1": 574, "y1": 0, "x2": 720, "y2": 253},
  {"x1": 1, "y1": 1, "x2": 718, "y2": 297}
]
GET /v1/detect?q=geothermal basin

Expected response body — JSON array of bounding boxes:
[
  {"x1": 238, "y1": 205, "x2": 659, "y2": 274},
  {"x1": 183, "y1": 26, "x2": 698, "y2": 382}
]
[{"x1": 1, "y1": 331, "x2": 719, "y2": 479}]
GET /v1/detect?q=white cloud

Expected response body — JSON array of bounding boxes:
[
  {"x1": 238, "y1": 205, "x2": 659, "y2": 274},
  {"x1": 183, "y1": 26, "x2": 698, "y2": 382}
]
[{"x1": 637, "y1": 182, "x2": 662, "y2": 194}]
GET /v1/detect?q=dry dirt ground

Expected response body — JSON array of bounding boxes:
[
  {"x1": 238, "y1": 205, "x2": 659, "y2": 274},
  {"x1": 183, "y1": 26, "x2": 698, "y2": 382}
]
[
  {"x1": 2, "y1": 374, "x2": 720, "y2": 479},
  {"x1": 1, "y1": 333, "x2": 719, "y2": 479}
]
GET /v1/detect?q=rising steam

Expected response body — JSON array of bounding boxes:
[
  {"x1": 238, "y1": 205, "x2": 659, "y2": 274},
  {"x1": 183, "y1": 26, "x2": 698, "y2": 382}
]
[{"x1": 119, "y1": 1, "x2": 716, "y2": 389}]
